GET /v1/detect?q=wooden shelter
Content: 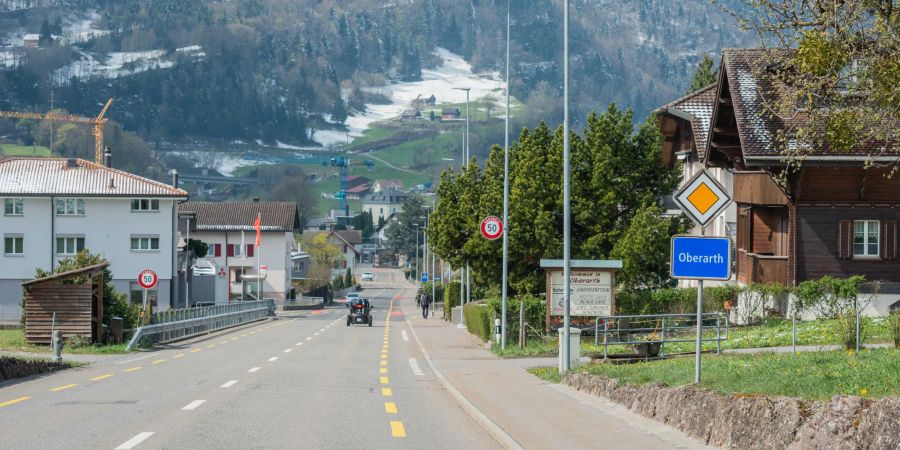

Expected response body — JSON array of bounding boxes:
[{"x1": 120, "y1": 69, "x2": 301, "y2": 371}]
[{"x1": 21, "y1": 262, "x2": 107, "y2": 345}]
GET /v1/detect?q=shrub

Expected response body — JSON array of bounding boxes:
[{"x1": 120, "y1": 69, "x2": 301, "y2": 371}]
[
  {"x1": 888, "y1": 313, "x2": 900, "y2": 348},
  {"x1": 617, "y1": 286, "x2": 739, "y2": 316},
  {"x1": 486, "y1": 295, "x2": 545, "y2": 340},
  {"x1": 65, "y1": 334, "x2": 91, "y2": 348},
  {"x1": 463, "y1": 302, "x2": 492, "y2": 341},
  {"x1": 735, "y1": 283, "x2": 790, "y2": 325},
  {"x1": 835, "y1": 315, "x2": 869, "y2": 351},
  {"x1": 443, "y1": 281, "x2": 461, "y2": 321}
]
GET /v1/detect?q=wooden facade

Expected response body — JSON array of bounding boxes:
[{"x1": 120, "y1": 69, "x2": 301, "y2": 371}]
[{"x1": 22, "y1": 263, "x2": 106, "y2": 345}]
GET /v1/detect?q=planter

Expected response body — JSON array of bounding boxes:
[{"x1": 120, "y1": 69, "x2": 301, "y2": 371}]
[{"x1": 632, "y1": 341, "x2": 661, "y2": 357}]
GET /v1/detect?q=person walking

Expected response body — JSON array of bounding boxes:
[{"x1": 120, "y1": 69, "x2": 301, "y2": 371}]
[{"x1": 421, "y1": 292, "x2": 431, "y2": 319}]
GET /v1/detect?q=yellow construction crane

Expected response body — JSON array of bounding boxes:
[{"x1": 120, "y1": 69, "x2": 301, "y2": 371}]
[{"x1": 0, "y1": 98, "x2": 113, "y2": 164}]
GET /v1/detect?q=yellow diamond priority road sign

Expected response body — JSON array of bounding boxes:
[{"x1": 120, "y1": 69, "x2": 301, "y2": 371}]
[{"x1": 674, "y1": 169, "x2": 732, "y2": 227}]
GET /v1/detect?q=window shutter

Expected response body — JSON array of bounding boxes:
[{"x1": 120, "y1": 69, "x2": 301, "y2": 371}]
[
  {"x1": 226, "y1": 244, "x2": 235, "y2": 257},
  {"x1": 882, "y1": 221, "x2": 897, "y2": 260},
  {"x1": 837, "y1": 220, "x2": 853, "y2": 259},
  {"x1": 213, "y1": 244, "x2": 221, "y2": 257},
  {"x1": 247, "y1": 244, "x2": 254, "y2": 257}
]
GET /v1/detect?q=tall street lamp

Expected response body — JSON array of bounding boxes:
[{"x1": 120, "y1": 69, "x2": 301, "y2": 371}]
[
  {"x1": 501, "y1": 0, "x2": 512, "y2": 350},
  {"x1": 452, "y1": 86, "x2": 471, "y2": 319},
  {"x1": 561, "y1": 0, "x2": 573, "y2": 373}
]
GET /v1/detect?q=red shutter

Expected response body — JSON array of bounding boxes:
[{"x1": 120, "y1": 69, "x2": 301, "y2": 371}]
[
  {"x1": 882, "y1": 221, "x2": 897, "y2": 260},
  {"x1": 343, "y1": 260, "x2": 347, "y2": 269},
  {"x1": 247, "y1": 244, "x2": 254, "y2": 257},
  {"x1": 214, "y1": 244, "x2": 221, "y2": 257},
  {"x1": 227, "y1": 244, "x2": 235, "y2": 257},
  {"x1": 837, "y1": 220, "x2": 853, "y2": 259}
]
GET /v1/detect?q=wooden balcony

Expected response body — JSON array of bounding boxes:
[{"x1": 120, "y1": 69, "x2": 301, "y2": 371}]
[
  {"x1": 737, "y1": 251, "x2": 789, "y2": 285},
  {"x1": 733, "y1": 172, "x2": 789, "y2": 205}
]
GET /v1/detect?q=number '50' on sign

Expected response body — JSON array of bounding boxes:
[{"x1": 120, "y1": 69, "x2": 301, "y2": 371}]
[{"x1": 480, "y1": 216, "x2": 504, "y2": 240}]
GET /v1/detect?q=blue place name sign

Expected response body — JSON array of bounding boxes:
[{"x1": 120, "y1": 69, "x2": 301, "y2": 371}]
[{"x1": 670, "y1": 236, "x2": 733, "y2": 280}]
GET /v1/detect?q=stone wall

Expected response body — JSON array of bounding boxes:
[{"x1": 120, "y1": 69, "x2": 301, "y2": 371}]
[{"x1": 564, "y1": 373, "x2": 899, "y2": 450}]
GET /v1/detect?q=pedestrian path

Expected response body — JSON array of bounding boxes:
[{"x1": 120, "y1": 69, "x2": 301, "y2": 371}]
[{"x1": 400, "y1": 289, "x2": 712, "y2": 450}]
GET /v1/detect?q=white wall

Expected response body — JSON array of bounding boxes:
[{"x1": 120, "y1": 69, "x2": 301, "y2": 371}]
[{"x1": 191, "y1": 230, "x2": 293, "y2": 299}]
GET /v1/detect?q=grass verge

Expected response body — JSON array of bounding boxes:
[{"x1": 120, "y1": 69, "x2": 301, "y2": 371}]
[
  {"x1": 567, "y1": 348, "x2": 899, "y2": 400},
  {"x1": 0, "y1": 144, "x2": 51, "y2": 157},
  {"x1": 528, "y1": 366, "x2": 562, "y2": 384},
  {"x1": 0, "y1": 329, "x2": 130, "y2": 355}
]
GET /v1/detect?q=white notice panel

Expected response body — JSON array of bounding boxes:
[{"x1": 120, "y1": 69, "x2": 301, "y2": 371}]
[{"x1": 549, "y1": 270, "x2": 613, "y2": 316}]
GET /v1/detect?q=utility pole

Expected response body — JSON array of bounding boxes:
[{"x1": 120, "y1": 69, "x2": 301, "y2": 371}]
[
  {"x1": 453, "y1": 86, "x2": 471, "y2": 325},
  {"x1": 561, "y1": 0, "x2": 573, "y2": 374},
  {"x1": 501, "y1": 0, "x2": 512, "y2": 350}
]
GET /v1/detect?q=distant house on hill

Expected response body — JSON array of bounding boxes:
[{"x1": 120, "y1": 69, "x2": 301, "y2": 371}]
[
  {"x1": 401, "y1": 110, "x2": 422, "y2": 121},
  {"x1": 345, "y1": 183, "x2": 371, "y2": 199},
  {"x1": 344, "y1": 175, "x2": 370, "y2": 189},
  {"x1": 22, "y1": 34, "x2": 40, "y2": 48},
  {"x1": 373, "y1": 179, "x2": 404, "y2": 193},
  {"x1": 425, "y1": 95, "x2": 437, "y2": 106},
  {"x1": 441, "y1": 108, "x2": 461, "y2": 120},
  {"x1": 361, "y1": 188, "x2": 409, "y2": 228}
]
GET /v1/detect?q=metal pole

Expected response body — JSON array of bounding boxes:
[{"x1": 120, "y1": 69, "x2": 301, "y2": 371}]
[
  {"x1": 256, "y1": 212, "x2": 261, "y2": 301},
  {"x1": 561, "y1": 0, "x2": 572, "y2": 374},
  {"x1": 855, "y1": 300, "x2": 860, "y2": 354},
  {"x1": 415, "y1": 225, "x2": 419, "y2": 291},
  {"x1": 501, "y1": 0, "x2": 511, "y2": 351},
  {"x1": 185, "y1": 218, "x2": 190, "y2": 308},
  {"x1": 792, "y1": 302, "x2": 797, "y2": 356},
  {"x1": 465, "y1": 90, "x2": 470, "y2": 161},
  {"x1": 695, "y1": 280, "x2": 703, "y2": 384},
  {"x1": 466, "y1": 265, "x2": 471, "y2": 308},
  {"x1": 431, "y1": 220, "x2": 436, "y2": 317}
]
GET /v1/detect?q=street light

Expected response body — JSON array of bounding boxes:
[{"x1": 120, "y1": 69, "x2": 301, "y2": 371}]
[
  {"x1": 453, "y1": 87, "x2": 471, "y2": 326},
  {"x1": 561, "y1": 0, "x2": 573, "y2": 373},
  {"x1": 501, "y1": 0, "x2": 512, "y2": 350},
  {"x1": 413, "y1": 223, "x2": 420, "y2": 290}
]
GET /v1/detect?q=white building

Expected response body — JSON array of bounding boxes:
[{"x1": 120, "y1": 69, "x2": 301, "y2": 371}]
[
  {"x1": 655, "y1": 84, "x2": 737, "y2": 286},
  {"x1": 0, "y1": 157, "x2": 187, "y2": 320},
  {"x1": 361, "y1": 188, "x2": 408, "y2": 228},
  {"x1": 179, "y1": 201, "x2": 299, "y2": 301}
]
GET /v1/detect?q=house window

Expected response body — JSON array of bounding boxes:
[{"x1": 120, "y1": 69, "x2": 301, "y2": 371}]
[
  {"x1": 131, "y1": 199, "x2": 160, "y2": 211},
  {"x1": 56, "y1": 236, "x2": 85, "y2": 255},
  {"x1": 55, "y1": 198, "x2": 85, "y2": 215},
  {"x1": 130, "y1": 236, "x2": 160, "y2": 251},
  {"x1": 4, "y1": 198, "x2": 24, "y2": 216},
  {"x1": 853, "y1": 220, "x2": 879, "y2": 257},
  {"x1": 3, "y1": 235, "x2": 23, "y2": 255}
]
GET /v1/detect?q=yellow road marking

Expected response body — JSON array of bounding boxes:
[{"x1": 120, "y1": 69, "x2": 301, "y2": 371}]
[
  {"x1": 384, "y1": 402, "x2": 398, "y2": 414},
  {"x1": 49, "y1": 383, "x2": 77, "y2": 392},
  {"x1": 380, "y1": 376, "x2": 389, "y2": 384},
  {"x1": 380, "y1": 367, "x2": 388, "y2": 374},
  {"x1": 190, "y1": 348, "x2": 202, "y2": 353},
  {"x1": 0, "y1": 396, "x2": 30, "y2": 408},
  {"x1": 124, "y1": 366, "x2": 142, "y2": 372},
  {"x1": 230, "y1": 337, "x2": 238, "y2": 341},
  {"x1": 380, "y1": 360, "x2": 387, "y2": 366},
  {"x1": 173, "y1": 354, "x2": 186, "y2": 359},
  {"x1": 381, "y1": 388, "x2": 392, "y2": 397},
  {"x1": 390, "y1": 421, "x2": 406, "y2": 438},
  {"x1": 381, "y1": 354, "x2": 387, "y2": 360},
  {"x1": 90, "y1": 374, "x2": 113, "y2": 381},
  {"x1": 219, "y1": 340, "x2": 229, "y2": 344},
  {"x1": 151, "y1": 359, "x2": 166, "y2": 365},
  {"x1": 206, "y1": 344, "x2": 215, "y2": 349}
]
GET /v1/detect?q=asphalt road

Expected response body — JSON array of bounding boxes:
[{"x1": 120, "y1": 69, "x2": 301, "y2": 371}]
[{"x1": 0, "y1": 274, "x2": 499, "y2": 449}]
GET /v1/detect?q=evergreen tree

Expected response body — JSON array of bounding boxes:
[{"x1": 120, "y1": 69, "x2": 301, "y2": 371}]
[
  {"x1": 331, "y1": 95, "x2": 348, "y2": 124},
  {"x1": 688, "y1": 54, "x2": 717, "y2": 93}
]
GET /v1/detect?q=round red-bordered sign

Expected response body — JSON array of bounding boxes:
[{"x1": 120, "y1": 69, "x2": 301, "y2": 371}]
[
  {"x1": 137, "y1": 269, "x2": 158, "y2": 289},
  {"x1": 480, "y1": 216, "x2": 504, "y2": 240}
]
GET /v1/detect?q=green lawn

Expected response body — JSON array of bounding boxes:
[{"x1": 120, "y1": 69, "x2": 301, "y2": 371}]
[
  {"x1": 1, "y1": 144, "x2": 51, "y2": 157},
  {"x1": 0, "y1": 329, "x2": 129, "y2": 355},
  {"x1": 494, "y1": 318, "x2": 895, "y2": 358},
  {"x1": 530, "y1": 348, "x2": 900, "y2": 400}
]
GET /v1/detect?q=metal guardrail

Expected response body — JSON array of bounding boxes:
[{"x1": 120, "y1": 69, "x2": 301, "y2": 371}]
[
  {"x1": 127, "y1": 300, "x2": 275, "y2": 350},
  {"x1": 594, "y1": 313, "x2": 729, "y2": 358}
]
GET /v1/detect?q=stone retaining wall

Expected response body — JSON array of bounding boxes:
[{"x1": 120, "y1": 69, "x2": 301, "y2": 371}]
[{"x1": 564, "y1": 373, "x2": 899, "y2": 450}]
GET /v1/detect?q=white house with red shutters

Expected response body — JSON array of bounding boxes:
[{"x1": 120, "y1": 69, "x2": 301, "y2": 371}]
[{"x1": 178, "y1": 201, "x2": 299, "y2": 301}]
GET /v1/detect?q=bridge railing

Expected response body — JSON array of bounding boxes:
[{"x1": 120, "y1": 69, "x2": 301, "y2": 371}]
[{"x1": 127, "y1": 300, "x2": 275, "y2": 350}]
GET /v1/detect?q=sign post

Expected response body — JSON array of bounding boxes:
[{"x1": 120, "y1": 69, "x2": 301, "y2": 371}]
[
  {"x1": 137, "y1": 269, "x2": 158, "y2": 320},
  {"x1": 670, "y1": 169, "x2": 733, "y2": 385}
]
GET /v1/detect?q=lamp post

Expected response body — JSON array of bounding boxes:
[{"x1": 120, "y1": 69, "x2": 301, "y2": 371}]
[
  {"x1": 561, "y1": 0, "x2": 572, "y2": 373},
  {"x1": 414, "y1": 223, "x2": 420, "y2": 290},
  {"x1": 501, "y1": 0, "x2": 512, "y2": 350},
  {"x1": 453, "y1": 86, "x2": 471, "y2": 327}
]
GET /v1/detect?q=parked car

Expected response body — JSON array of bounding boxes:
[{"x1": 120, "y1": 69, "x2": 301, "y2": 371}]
[
  {"x1": 344, "y1": 293, "x2": 360, "y2": 304},
  {"x1": 362, "y1": 272, "x2": 374, "y2": 281}
]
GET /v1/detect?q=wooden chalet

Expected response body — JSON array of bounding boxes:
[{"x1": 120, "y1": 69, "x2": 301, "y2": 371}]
[{"x1": 705, "y1": 49, "x2": 899, "y2": 286}]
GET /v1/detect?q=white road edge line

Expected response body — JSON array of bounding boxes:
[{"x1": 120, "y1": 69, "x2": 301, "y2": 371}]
[
  {"x1": 401, "y1": 330, "x2": 410, "y2": 342},
  {"x1": 268, "y1": 357, "x2": 278, "y2": 362},
  {"x1": 296, "y1": 342, "x2": 303, "y2": 346},
  {"x1": 182, "y1": 400, "x2": 206, "y2": 411},
  {"x1": 406, "y1": 301, "x2": 523, "y2": 450},
  {"x1": 115, "y1": 432, "x2": 155, "y2": 449},
  {"x1": 221, "y1": 380, "x2": 238, "y2": 388},
  {"x1": 248, "y1": 367, "x2": 261, "y2": 373},
  {"x1": 113, "y1": 354, "x2": 155, "y2": 365},
  {"x1": 305, "y1": 337, "x2": 312, "y2": 340}
]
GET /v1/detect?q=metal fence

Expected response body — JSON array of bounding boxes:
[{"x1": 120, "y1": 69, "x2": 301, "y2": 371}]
[
  {"x1": 127, "y1": 300, "x2": 275, "y2": 350},
  {"x1": 594, "y1": 312, "x2": 729, "y2": 358}
]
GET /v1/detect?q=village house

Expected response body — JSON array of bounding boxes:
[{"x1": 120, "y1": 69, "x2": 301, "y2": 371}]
[
  {"x1": 22, "y1": 34, "x2": 40, "y2": 48},
  {"x1": 400, "y1": 110, "x2": 422, "y2": 121},
  {"x1": 441, "y1": 107, "x2": 461, "y2": 121},
  {"x1": 702, "y1": 49, "x2": 898, "y2": 313},
  {"x1": 178, "y1": 201, "x2": 299, "y2": 302},
  {"x1": 302, "y1": 229, "x2": 361, "y2": 276},
  {"x1": 0, "y1": 157, "x2": 187, "y2": 320},
  {"x1": 655, "y1": 83, "x2": 737, "y2": 285},
  {"x1": 361, "y1": 187, "x2": 408, "y2": 228},
  {"x1": 372, "y1": 179, "x2": 404, "y2": 193}
]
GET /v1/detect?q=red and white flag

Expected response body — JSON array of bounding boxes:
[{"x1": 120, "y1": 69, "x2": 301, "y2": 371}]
[{"x1": 253, "y1": 213, "x2": 261, "y2": 247}]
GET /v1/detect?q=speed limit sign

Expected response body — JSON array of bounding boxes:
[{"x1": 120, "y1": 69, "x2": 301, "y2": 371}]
[
  {"x1": 137, "y1": 269, "x2": 158, "y2": 289},
  {"x1": 480, "y1": 216, "x2": 504, "y2": 240}
]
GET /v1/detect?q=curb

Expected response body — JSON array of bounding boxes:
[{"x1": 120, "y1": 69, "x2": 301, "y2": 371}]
[{"x1": 404, "y1": 296, "x2": 524, "y2": 450}]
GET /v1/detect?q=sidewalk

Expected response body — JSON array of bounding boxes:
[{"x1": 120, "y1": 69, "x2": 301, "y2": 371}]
[{"x1": 401, "y1": 295, "x2": 713, "y2": 450}]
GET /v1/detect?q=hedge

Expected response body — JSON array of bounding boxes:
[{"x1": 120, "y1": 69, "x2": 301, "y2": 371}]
[
  {"x1": 463, "y1": 302, "x2": 492, "y2": 341},
  {"x1": 617, "y1": 285, "x2": 742, "y2": 315},
  {"x1": 485, "y1": 295, "x2": 545, "y2": 339},
  {"x1": 443, "y1": 281, "x2": 461, "y2": 321}
]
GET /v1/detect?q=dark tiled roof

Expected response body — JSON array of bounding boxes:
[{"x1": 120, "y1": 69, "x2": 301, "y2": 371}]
[
  {"x1": 334, "y1": 230, "x2": 362, "y2": 244},
  {"x1": 718, "y1": 48, "x2": 898, "y2": 160},
  {"x1": 180, "y1": 201, "x2": 298, "y2": 231},
  {"x1": 362, "y1": 187, "x2": 408, "y2": 203},
  {"x1": 655, "y1": 83, "x2": 717, "y2": 159},
  {"x1": 0, "y1": 157, "x2": 187, "y2": 197}
]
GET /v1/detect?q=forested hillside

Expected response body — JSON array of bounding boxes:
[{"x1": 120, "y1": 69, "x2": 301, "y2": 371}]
[{"x1": 0, "y1": 0, "x2": 752, "y2": 147}]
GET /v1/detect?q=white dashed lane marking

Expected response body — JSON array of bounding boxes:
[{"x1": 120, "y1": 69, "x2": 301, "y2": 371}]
[
  {"x1": 115, "y1": 432, "x2": 155, "y2": 449},
  {"x1": 268, "y1": 357, "x2": 278, "y2": 362},
  {"x1": 221, "y1": 380, "x2": 238, "y2": 388},
  {"x1": 182, "y1": 400, "x2": 206, "y2": 411},
  {"x1": 283, "y1": 349, "x2": 292, "y2": 353},
  {"x1": 409, "y1": 358, "x2": 424, "y2": 376},
  {"x1": 248, "y1": 367, "x2": 261, "y2": 373},
  {"x1": 401, "y1": 330, "x2": 409, "y2": 342}
]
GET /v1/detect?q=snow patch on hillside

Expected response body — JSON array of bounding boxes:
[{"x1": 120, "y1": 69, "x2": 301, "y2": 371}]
[{"x1": 321, "y1": 47, "x2": 504, "y2": 147}]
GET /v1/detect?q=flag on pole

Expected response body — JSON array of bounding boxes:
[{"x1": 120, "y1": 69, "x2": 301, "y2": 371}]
[{"x1": 253, "y1": 213, "x2": 261, "y2": 246}]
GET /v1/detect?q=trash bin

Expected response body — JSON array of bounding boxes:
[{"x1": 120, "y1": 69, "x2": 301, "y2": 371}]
[
  {"x1": 111, "y1": 317, "x2": 124, "y2": 344},
  {"x1": 558, "y1": 327, "x2": 581, "y2": 372}
]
